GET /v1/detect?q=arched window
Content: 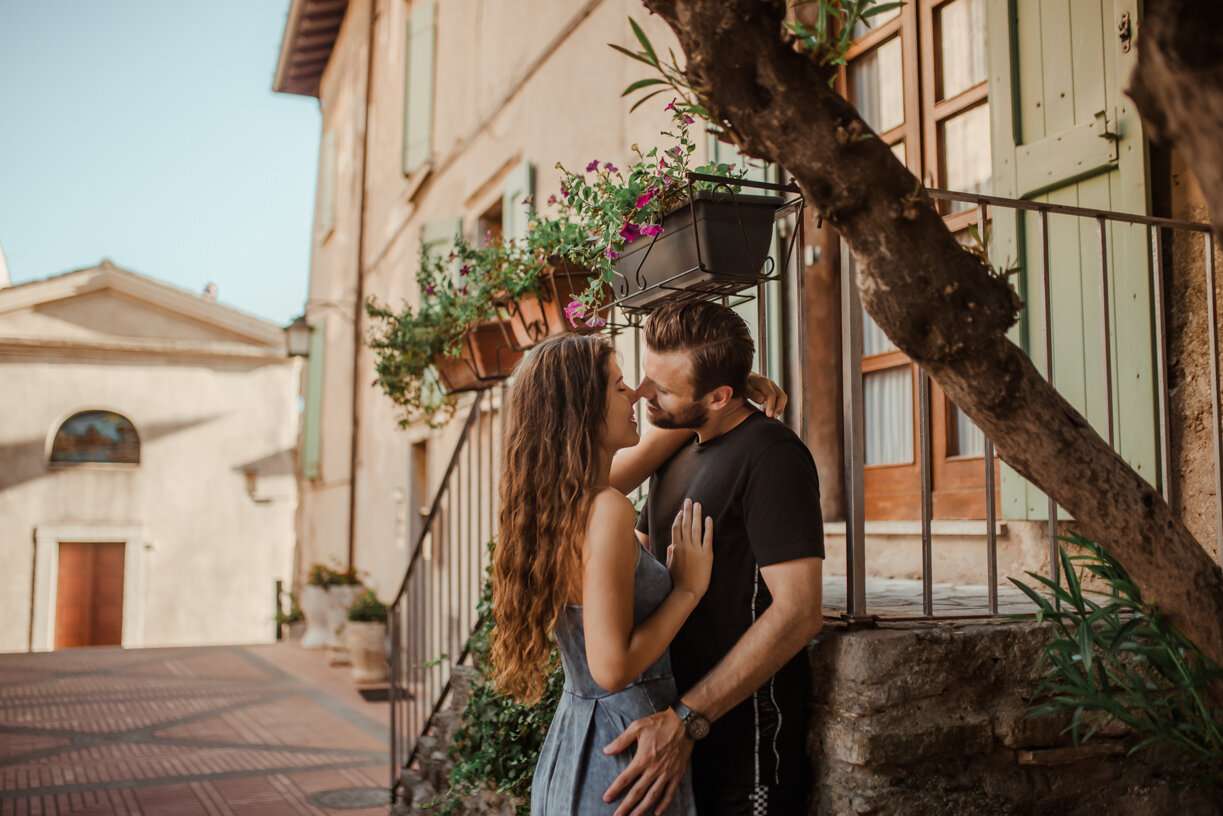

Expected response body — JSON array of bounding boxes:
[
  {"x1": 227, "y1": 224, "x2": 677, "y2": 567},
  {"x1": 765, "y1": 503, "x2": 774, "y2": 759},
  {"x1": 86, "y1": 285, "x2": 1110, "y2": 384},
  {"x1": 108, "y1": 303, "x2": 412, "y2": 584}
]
[{"x1": 50, "y1": 411, "x2": 140, "y2": 464}]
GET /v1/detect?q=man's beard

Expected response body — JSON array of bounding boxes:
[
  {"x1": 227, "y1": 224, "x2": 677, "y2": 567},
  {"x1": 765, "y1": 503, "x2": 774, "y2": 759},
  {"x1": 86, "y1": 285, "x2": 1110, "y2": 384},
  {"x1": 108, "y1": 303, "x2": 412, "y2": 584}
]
[{"x1": 647, "y1": 401, "x2": 708, "y2": 430}]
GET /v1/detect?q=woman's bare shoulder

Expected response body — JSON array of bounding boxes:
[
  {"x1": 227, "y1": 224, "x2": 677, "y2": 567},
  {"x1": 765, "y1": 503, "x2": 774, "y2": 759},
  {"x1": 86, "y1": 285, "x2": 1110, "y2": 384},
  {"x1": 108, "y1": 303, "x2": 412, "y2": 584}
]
[{"x1": 587, "y1": 486, "x2": 636, "y2": 527}]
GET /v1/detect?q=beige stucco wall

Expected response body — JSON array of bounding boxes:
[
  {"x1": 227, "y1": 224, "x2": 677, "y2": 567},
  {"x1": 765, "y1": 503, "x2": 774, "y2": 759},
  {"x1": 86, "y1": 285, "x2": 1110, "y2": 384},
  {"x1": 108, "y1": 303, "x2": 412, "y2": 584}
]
[
  {"x1": 0, "y1": 307, "x2": 299, "y2": 652},
  {"x1": 297, "y1": 0, "x2": 693, "y2": 603}
]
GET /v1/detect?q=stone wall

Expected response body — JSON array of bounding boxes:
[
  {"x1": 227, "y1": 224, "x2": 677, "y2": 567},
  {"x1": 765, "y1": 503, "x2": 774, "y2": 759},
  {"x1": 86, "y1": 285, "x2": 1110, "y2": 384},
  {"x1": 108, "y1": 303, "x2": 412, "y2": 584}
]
[
  {"x1": 809, "y1": 621, "x2": 1218, "y2": 816},
  {"x1": 396, "y1": 622, "x2": 1219, "y2": 815}
]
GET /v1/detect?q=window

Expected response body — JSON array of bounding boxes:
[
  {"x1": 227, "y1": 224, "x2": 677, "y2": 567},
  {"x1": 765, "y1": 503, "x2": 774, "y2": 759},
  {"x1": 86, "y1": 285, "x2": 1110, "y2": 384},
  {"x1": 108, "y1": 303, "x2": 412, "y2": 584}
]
[
  {"x1": 50, "y1": 411, "x2": 140, "y2": 465},
  {"x1": 842, "y1": 0, "x2": 997, "y2": 520}
]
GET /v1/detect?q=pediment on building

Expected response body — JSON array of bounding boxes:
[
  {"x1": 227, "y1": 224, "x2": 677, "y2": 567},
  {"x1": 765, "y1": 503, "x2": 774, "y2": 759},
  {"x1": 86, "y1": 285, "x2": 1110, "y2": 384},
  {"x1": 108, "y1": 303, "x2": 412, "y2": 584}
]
[{"x1": 0, "y1": 261, "x2": 287, "y2": 355}]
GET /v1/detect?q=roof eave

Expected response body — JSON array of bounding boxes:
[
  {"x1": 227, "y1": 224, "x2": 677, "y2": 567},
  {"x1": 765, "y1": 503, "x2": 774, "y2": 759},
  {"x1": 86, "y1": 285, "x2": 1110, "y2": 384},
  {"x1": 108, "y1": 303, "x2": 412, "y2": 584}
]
[{"x1": 272, "y1": 0, "x2": 348, "y2": 98}]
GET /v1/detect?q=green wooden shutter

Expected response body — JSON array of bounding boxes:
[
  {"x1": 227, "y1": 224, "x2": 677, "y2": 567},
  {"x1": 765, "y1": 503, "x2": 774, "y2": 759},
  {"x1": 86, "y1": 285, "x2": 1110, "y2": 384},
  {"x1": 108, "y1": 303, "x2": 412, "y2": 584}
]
[
  {"x1": 402, "y1": 1, "x2": 436, "y2": 175},
  {"x1": 318, "y1": 130, "x2": 338, "y2": 236},
  {"x1": 988, "y1": 0, "x2": 1154, "y2": 519},
  {"x1": 501, "y1": 161, "x2": 535, "y2": 241},
  {"x1": 302, "y1": 323, "x2": 326, "y2": 479}
]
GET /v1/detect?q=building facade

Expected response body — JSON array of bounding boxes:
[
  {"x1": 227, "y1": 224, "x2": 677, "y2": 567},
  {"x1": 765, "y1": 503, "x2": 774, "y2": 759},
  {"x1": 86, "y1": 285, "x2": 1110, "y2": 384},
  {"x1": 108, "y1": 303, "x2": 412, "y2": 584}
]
[
  {"x1": 274, "y1": 0, "x2": 1218, "y2": 601},
  {"x1": 0, "y1": 261, "x2": 300, "y2": 652}
]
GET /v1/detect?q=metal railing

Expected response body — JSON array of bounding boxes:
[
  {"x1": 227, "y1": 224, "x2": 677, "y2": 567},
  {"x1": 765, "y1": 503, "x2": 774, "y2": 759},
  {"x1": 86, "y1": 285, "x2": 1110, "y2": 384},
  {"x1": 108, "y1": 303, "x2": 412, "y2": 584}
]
[
  {"x1": 840, "y1": 188, "x2": 1217, "y2": 621},
  {"x1": 389, "y1": 386, "x2": 505, "y2": 803}
]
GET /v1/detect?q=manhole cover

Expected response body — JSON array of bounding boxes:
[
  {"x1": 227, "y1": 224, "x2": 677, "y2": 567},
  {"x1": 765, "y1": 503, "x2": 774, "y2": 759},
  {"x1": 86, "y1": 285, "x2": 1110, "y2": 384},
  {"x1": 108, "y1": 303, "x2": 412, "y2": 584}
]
[{"x1": 307, "y1": 787, "x2": 390, "y2": 809}]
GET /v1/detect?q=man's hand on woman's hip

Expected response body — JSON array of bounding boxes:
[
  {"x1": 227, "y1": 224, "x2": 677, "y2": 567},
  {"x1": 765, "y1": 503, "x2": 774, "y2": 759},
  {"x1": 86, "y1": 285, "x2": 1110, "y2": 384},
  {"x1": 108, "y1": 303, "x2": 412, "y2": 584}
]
[{"x1": 602, "y1": 708, "x2": 693, "y2": 816}]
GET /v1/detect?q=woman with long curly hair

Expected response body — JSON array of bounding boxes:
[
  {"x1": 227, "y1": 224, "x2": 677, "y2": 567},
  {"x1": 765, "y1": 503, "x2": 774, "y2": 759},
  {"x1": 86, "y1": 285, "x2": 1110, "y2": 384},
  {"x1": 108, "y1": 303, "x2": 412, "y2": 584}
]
[
  {"x1": 491, "y1": 333, "x2": 784, "y2": 815},
  {"x1": 493, "y1": 331, "x2": 711, "y2": 816}
]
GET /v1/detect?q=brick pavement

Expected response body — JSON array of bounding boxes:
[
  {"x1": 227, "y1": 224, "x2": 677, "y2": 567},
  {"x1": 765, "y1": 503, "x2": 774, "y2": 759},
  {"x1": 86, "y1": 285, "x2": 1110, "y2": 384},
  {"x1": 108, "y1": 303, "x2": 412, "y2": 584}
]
[{"x1": 0, "y1": 644, "x2": 391, "y2": 815}]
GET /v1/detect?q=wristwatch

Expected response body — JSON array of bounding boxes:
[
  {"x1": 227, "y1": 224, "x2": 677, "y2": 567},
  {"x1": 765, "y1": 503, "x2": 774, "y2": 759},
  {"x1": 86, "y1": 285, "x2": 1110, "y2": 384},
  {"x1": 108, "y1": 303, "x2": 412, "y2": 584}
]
[{"x1": 671, "y1": 702, "x2": 711, "y2": 740}]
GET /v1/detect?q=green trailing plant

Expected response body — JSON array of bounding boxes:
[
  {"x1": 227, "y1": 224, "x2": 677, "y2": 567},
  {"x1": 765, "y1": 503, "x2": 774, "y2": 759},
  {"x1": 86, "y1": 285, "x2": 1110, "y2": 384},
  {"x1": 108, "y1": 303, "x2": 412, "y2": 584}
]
[
  {"x1": 436, "y1": 544, "x2": 563, "y2": 816},
  {"x1": 1010, "y1": 533, "x2": 1223, "y2": 790},
  {"x1": 347, "y1": 589, "x2": 388, "y2": 623},
  {"x1": 366, "y1": 237, "x2": 496, "y2": 428}
]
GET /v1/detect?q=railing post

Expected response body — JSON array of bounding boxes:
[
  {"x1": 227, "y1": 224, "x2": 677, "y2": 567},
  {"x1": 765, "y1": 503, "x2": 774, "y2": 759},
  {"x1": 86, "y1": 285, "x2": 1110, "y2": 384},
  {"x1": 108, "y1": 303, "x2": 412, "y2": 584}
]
[
  {"x1": 918, "y1": 370, "x2": 933, "y2": 617},
  {"x1": 841, "y1": 245, "x2": 867, "y2": 619},
  {"x1": 1037, "y1": 209, "x2": 1059, "y2": 586}
]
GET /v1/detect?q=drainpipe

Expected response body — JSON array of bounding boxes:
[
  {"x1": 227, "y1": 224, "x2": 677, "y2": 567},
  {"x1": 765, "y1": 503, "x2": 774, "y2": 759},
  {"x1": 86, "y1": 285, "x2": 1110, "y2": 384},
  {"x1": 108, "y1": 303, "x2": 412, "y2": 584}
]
[{"x1": 348, "y1": 0, "x2": 378, "y2": 572}]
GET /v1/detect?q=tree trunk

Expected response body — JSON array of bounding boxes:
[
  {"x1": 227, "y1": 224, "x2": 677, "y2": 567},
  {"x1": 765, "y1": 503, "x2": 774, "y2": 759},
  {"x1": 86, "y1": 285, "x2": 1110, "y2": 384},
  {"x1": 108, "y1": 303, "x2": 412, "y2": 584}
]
[
  {"x1": 644, "y1": 0, "x2": 1223, "y2": 668},
  {"x1": 1127, "y1": 0, "x2": 1223, "y2": 240}
]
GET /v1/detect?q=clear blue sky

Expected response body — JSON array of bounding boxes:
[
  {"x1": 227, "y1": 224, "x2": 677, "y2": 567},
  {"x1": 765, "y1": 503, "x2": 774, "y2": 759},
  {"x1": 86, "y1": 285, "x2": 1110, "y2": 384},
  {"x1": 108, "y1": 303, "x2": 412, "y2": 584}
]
[{"x1": 0, "y1": 1, "x2": 321, "y2": 326}]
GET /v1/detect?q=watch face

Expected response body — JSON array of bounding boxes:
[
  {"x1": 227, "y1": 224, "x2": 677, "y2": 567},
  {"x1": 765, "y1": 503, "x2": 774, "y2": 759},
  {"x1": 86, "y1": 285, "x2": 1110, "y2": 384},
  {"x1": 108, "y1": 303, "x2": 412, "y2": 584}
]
[{"x1": 686, "y1": 714, "x2": 711, "y2": 740}]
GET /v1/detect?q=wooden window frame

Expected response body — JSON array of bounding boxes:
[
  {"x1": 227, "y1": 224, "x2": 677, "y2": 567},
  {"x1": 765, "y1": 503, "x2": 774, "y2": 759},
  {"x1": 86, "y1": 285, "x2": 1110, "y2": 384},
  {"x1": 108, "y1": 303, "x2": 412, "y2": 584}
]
[{"x1": 842, "y1": 0, "x2": 999, "y2": 520}]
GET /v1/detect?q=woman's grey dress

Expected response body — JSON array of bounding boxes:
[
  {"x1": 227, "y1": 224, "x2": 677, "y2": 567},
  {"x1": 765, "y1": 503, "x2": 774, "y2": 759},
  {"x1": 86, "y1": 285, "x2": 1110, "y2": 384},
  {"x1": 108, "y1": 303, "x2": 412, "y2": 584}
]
[{"x1": 531, "y1": 546, "x2": 696, "y2": 815}]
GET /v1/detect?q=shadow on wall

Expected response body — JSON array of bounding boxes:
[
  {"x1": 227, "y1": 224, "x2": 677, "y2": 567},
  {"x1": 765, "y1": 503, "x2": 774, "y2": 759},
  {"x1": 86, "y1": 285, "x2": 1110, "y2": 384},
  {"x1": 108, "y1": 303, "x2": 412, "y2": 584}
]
[{"x1": 0, "y1": 415, "x2": 221, "y2": 491}]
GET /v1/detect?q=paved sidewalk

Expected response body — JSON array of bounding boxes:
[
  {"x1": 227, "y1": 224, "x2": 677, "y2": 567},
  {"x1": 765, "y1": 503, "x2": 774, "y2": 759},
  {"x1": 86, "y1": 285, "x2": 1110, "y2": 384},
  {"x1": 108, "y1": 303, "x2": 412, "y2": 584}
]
[{"x1": 0, "y1": 643, "x2": 391, "y2": 815}]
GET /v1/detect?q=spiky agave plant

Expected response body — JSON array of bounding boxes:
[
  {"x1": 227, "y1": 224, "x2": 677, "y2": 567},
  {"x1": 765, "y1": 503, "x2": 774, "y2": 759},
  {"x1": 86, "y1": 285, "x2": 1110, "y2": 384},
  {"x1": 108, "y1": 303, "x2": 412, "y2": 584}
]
[{"x1": 1010, "y1": 532, "x2": 1223, "y2": 789}]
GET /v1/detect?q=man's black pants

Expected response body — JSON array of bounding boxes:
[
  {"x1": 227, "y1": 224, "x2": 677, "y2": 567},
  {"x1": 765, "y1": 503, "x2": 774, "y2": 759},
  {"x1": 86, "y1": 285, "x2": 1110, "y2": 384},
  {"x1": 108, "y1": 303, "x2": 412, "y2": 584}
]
[{"x1": 695, "y1": 782, "x2": 808, "y2": 816}]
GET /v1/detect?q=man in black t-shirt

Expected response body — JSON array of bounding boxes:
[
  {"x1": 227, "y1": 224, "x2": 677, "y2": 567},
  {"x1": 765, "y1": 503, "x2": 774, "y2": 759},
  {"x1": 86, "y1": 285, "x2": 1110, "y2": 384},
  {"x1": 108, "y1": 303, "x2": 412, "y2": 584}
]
[{"x1": 602, "y1": 300, "x2": 824, "y2": 816}]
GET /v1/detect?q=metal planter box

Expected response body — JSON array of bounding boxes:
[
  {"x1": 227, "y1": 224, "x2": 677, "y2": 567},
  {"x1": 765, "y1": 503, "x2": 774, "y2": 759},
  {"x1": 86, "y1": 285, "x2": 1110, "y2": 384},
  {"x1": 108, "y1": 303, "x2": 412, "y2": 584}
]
[{"x1": 611, "y1": 190, "x2": 784, "y2": 310}]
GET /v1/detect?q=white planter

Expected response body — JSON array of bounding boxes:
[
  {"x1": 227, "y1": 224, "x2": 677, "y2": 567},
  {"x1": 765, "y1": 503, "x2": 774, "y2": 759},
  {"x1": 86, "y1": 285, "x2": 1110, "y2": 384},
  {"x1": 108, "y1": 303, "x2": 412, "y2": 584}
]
[
  {"x1": 299, "y1": 585, "x2": 331, "y2": 649},
  {"x1": 345, "y1": 621, "x2": 389, "y2": 683},
  {"x1": 325, "y1": 584, "x2": 364, "y2": 665}
]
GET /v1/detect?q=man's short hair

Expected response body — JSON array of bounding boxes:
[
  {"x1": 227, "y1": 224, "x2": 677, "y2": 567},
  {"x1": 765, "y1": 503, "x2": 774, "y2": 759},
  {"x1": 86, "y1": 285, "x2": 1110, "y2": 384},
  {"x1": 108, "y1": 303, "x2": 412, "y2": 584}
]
[{"x1": 643, "y1": 300, "x2": 755, "y2": 398}]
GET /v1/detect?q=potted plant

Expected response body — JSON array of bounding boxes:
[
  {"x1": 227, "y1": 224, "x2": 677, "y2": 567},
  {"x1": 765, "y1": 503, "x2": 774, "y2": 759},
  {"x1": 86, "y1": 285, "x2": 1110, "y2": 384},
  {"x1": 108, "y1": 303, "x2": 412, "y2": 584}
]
[
  {"x1": 451, "y1": 228, "x2": 610, "y2": 348},
  {"x1": 303, "y1": 562, "x2": 365, "y2": 664},
  {"x1": 552, "y1": 101, "x2": 781, "y2": 315},
  {"x1": 277, "y1": 592, "x2": 305, "y2": 642},
  {"x1": 345, "y1": 589, "x2": 390, "y2": 684},
  {"x1": 367, "y1": 241, "x2": 524, "y2": 428},
  {"x1": 300, "y1": 566, "x2": 333, "y2": 649}
]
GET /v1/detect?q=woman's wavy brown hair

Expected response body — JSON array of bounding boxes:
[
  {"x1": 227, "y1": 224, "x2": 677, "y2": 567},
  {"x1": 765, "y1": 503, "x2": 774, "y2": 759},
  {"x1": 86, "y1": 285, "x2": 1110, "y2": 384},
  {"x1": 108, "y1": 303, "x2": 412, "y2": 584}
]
[{"x1": 490, "y1": 333, "x2": 615, "y2": 702}]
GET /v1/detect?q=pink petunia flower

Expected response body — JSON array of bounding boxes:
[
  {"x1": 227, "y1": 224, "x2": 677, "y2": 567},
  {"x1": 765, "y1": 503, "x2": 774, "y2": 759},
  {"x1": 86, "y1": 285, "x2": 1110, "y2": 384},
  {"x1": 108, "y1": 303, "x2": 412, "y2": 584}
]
[
  {"x1": 564, "y1": 300, "x2": 586, "y2": 328},
  {"x1": 683, "y1": 115, "x2": 694, "y2": 124},
  {"x1": 635, "y1": 188, "x2": 657, "y2": 209},
  {"x1": 585, "y1": 314, "x2": 607, "y2": 328},
  {"x1": 639, "y1": 224, "x2": 663, "y2": 237},
  {"x1": 586, "y1": 159, "x2": 600, "y2": 173},
  {"x1": 459, "y1": 265, "x2": 472, "y2": 276},
  {"x1": 547, "y1": 194, "x2": 558, "y2": 205},
  {"x1": 605, "y1": 247, "x2": 620, "y2": 261},
  {"x1": 604, "y1": 162, "x2": 618, "y2": 173},
  {"x1": 424, "y1": 284, "x2": 436, "y2": 295},
  {"x1": 619, "y1": 221, "x2": 642, "y2": 243},
  {"x1": 665, "y1": 98, "x2": 677, "y2": 112}
]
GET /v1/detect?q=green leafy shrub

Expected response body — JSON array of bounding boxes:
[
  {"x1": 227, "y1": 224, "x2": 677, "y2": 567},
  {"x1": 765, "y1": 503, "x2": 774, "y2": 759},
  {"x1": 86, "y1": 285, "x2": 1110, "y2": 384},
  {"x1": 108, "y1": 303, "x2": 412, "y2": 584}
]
[
  {"x1": 307, "y1": 562, "x2": 361, "y2": 587},
  {"x1": 438, "y1": 547, "x2": 563, "y2": 815},
  {"x1": 347, "y1": 589, "x2": 388, "y2": 623},
  {"x1": 276, "y1": 592, "x2": 303, "y2": 625},
  {"x1": 1010, "y1": 532, "x2": 1223, "y2": 790}
]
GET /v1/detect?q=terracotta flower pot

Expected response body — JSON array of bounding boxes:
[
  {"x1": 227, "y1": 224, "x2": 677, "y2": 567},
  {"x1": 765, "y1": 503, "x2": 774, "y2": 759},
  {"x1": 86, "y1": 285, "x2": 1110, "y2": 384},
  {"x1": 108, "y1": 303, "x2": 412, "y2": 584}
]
[
  {"x1": 324, "y1": 584, "x2": 364, "y2": 666},
  {"x1": 345, "y1": 621, "x2": 389, "y2": 684},
  {"x1": 299, "y1": 585, "x2": 330, "y2": 649},
  {"x1": 433, "y1": 321, "x2": 523, "y2": 393},
  {"x1": 500, "y1": 262, "x2": 611, "y2": 349},
  {"x1": 612, "y1": 191, "x2": 784, "y2": 310}
]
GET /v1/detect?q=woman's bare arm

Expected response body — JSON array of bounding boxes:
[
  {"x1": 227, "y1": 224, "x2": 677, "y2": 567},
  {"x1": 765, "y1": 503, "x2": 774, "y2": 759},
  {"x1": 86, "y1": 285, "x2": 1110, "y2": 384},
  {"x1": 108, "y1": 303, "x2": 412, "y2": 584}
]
[
  {"x1": 582, "y1": 490, "x2": 711, "y2": 693},
  {"x1": 609, "y1": 428, "x2": 694, "y2": 494}
]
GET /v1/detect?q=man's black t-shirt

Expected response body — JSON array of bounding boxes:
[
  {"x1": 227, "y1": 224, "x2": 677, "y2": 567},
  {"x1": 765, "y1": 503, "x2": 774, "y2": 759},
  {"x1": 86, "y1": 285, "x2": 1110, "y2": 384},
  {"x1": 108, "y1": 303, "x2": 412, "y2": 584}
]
[{"x1": 636, "y1": 411, "x2": 824, "y2": 792}]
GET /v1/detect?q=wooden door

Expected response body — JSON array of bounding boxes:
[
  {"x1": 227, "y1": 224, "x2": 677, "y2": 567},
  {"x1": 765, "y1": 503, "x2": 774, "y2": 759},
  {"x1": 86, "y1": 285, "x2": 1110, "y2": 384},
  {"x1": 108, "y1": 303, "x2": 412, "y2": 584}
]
[{"x1": 54, "y1": 542, "x2": 125, "y2": 649}]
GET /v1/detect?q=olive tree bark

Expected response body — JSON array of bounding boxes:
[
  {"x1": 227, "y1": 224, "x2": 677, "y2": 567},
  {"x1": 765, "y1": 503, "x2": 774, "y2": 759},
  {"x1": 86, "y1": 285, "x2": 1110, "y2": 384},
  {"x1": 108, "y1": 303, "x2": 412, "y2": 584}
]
[
  {"x1": 1127, "y1": 0, "x2": 1223, "y2": 239},
  {"x1": 643, "y1": 0, "x2": 1223, "y2": 668}
]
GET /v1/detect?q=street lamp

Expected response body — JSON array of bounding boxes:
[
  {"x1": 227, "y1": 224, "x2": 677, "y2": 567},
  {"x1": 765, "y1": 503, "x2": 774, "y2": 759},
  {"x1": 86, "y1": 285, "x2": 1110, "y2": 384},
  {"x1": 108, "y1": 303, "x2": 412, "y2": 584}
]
[{"x1": 284, "y1": 314, "x2": 312, "y2": 358}]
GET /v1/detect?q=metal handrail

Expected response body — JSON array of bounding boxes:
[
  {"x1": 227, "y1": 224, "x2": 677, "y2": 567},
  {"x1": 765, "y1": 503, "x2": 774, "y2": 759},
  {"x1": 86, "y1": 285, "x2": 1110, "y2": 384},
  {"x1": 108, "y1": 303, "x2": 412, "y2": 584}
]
[{"x1": 389, "y1": 387, "x2": 502, "y2": 803}]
